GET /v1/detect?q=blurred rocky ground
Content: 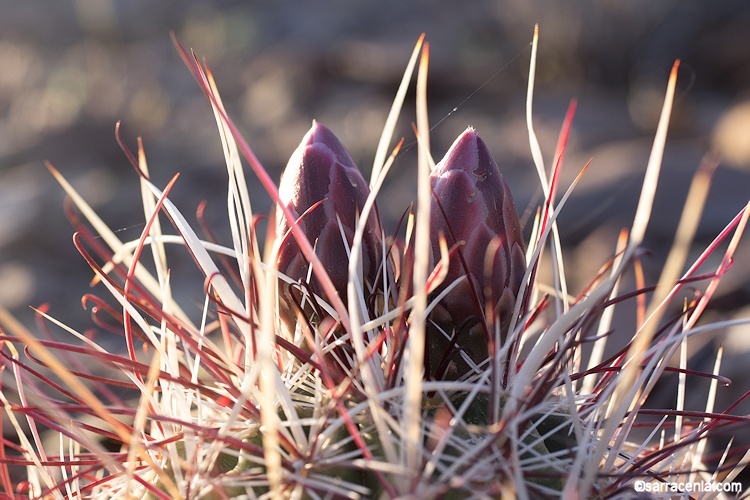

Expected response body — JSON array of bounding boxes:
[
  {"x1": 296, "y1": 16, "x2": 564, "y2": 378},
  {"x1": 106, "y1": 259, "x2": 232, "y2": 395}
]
[{"x1": 0, "y1": 0, "x2": 749, "y2": 443}]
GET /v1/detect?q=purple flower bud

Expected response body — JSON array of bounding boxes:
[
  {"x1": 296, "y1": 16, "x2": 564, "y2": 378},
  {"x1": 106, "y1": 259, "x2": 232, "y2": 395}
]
[
  {"x1": 275, "y1": 121, "x2": 382, "y2": 325},
  {"x1": 427, "y1": 128, "x2": 526, "y2": 379}
]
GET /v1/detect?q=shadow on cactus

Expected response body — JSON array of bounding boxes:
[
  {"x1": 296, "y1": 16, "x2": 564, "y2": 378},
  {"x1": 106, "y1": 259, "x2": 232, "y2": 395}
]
[{"x1": 1, "y1": 28, "x2": 749, "y2": 499}]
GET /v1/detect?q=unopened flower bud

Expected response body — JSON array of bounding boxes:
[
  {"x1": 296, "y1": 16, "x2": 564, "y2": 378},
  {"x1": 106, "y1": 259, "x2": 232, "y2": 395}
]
[
  {"x1": 427, "y1": 127, "x2": 526, "y2": 379},
  {"x1": 275, "y1": 121, "x2": 382, "y2": 328}
]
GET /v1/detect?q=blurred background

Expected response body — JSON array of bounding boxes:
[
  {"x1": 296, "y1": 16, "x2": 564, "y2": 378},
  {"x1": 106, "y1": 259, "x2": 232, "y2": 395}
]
[{"x1": 1, "y1": 0, "x2": 749, "y2": 451}]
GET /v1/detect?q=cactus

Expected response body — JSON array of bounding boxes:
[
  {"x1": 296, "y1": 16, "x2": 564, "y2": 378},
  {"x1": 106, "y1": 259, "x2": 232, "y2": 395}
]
[{"x1": 1, "y1": 29, "x2": 749, "y2": 499}]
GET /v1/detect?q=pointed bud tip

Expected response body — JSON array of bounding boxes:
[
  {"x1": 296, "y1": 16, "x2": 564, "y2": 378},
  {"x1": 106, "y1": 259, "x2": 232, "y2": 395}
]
[
  {"x1": 434, "y1": 126, "x2": 494, "y2": 177},
  {"x1": 450, "y1": 126, "x2": 480, "y2": 154},
  {"x1": 300, "y1": 121, "x2": 356, "y2": 168}
]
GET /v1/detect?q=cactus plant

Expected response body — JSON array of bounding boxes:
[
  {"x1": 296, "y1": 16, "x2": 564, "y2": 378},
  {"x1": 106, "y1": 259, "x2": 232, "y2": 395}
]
[{"x1": 0, "y1": 28, "x2": 749, "y2": 499}]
